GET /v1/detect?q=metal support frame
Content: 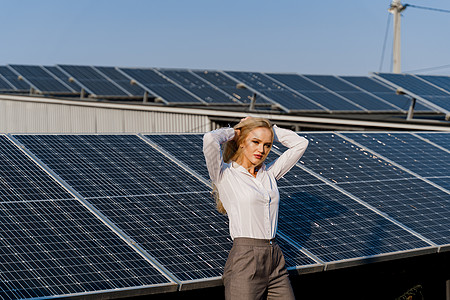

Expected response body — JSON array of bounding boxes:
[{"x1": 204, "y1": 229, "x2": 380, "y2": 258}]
[{"x1": 407, "y1": 97, "x2": 416, "y2": 120}]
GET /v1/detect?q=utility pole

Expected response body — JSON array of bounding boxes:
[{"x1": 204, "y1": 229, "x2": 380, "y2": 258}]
[{"x1": 389, "y1": 0, "x2": 407, "y2": 73}]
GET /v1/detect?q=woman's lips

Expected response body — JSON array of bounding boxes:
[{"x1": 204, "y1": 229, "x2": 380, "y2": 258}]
[{"x1": 254, "y1": 154, "x2": 262, "y2": 159}]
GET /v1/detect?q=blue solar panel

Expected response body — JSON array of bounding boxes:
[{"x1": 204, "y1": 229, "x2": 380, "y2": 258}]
[
  {"x1": 266, "y1": 73, "x2": 324, "y2": 92},
  {"x1": 417, "y1": 132, "x2": 450, "y2": 150},
  {"x1": 0, "y1": 75, "x2": 14, "y2": 90},
  {"x1": 0, "y1": 66, "x2": 30, "y2": 90},
  {"x1": 192, "y1": 70, "x2": 267, "y2": 104},
  {"x1": 342, "y1": 133, "x2": 450, "y2": 180},
  {"x1": 225, "y1": 71, "x2": 324, "y2": 111},
  {"x1": 118, "y1": 68, "x2": 203, "y2": 104},
  {"x1": 418, "y1": 75, "x2": 450, "y2": 92},
  {"x1": 336, "y1": 91, "x2": 399, "y2": 111},
  {"x1": 303, "y1": 75, "x2": 360, "y2": 92},
  {"x1": 277, "y1": 184, "x2": 430, "y2": 262},
  {"x1": 158, "y1": 70, "x2": 237, "y2": 104},
  {"x1": 375, "y1": 73, "x2": 449, "y2": 96},
  {"x1": 340, "y1": 76, "x2": 394, "y2": 93},
  {"x1": 13, "y1": 134, "x2": 234, "y2": 282},
  {"x1": 297, "y1": 91, "x2": 363, "y2": 111},
  {"x1": 299, "y1": 132, "x2": 450, "y2": 245},
  {"x1": 9, "y1": 65, "x2": 74, "y2": 93},
  {"x1": 343, "y1": 132, "x2": 450, "y2": 193},
  {"x1": 0, "y1": 135, "x2": 173, "y2": 299},
  {"x1": 57, "y1": 65, "x2": 130, "y2": 97},
  {"x1": 43, "y1": 66, "x2": 83, "y2": 92},
  {"x1": 94, "y1": 66, "x2": 148, "y2": 97}
]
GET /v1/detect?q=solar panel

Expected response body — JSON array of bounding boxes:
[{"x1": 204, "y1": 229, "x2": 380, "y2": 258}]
[
  {"x1": 417, "y1": 132, "x2": 450, "y2": 149},
  {"x1": 335, "y1": 91, "x2": 399, "y2": 111},
  {"x1": 13, "y1": 134, "x2": 233, "y2": 282},
  {"x1": 0, "y1": 66, "x2": 30, "y2": 90},
  {"x1": 417, "y1": 75, "x2": 450, "y2": 92},
  {"x1": 0, "y1": 75, "x2": 14, "y2": 91},
  {"x1": 94, "y1": 66, "x2": 148, "y2": 97},
  {"x1": 157, "y1": 69, "x2": 238, "y2": 104},
  {"x1": 299, "y1": 132, "x2": 450, "y2": 245},
  {"x1": 225, "y1": 71, "x2": 323, "y2": 112},
  {"x1": 0, "y1": 135, "x2": 174, "y2": 299},
  {"x1": 57, "y1": 65, "x2": 130, "y2": 97},
  {"x1": 192, "y1": 70, "x2": 267, "y2": 104},
  {"x1": 265, "y1": 73, "x2": 324, "y2": 92},
  {"x1": 340, "y1": 76, "x2": 395, "y2": 93},
  {"x1": 8, "y1": 65, "x2": 74, "y2": 94},
  {"x1": 118, "y1": 68, "x2": 203, "y2": 104},
  {"x1": 375, "y1": 73, "x2": 449, "y2": 96},
  {"x1": 43, "y1": 66, "x2": 83, "y2": 92},
  {"x1": 342, "y1": 132, "x2": 450, "y2": 192},
  {"x1": 303, "y1": 75, "x2": 360, "y2": 92}
]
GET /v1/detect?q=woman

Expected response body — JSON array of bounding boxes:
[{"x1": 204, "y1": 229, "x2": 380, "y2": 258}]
[{"x1": 203, "y1": 117, "x2": 309, "y2": 300}]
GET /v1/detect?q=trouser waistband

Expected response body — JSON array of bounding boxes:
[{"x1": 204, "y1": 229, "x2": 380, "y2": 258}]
[{"x1": 232, "y1": 237, "x2": 277, "y2": 246}]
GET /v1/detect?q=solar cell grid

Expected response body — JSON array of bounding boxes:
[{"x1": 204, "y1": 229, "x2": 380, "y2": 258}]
[
  {"x1": 339, "y1": 178, "x2": 450, "y2": 245},
  {"x1": 303, "y1": 75, "x2": 360, "y2": 92},
  {"x1": 277, "y1": 184, "x2": 430, "y2": 262},
  {"x1": 8, "y1": 65, "x2": 73, "y2": 93},
  {"x1": 0, "y1": 66, "x2": 30, "y2": 90},
  {"x1": 158, "y1": 70, "x2": 236, "y2": 104},
  {"x1": 418, "y1": 75, "x2": 450, "y2": 91},
  {"x1": 340, "y1": 76, "x2": 394, "y2": 93},
  {"x1": 299, "y1": 91, "x2": 363, "y2": 111},
  {"x1": 299, "y1": 133, "x2": 414, "y2": 183},
  {"x1": 43, "y1": 66, "x2": 83, "y2": 92},
  {"x1": 335, "y1": 91, "x2": 398, "y2": 111},
  {"x1": 376, "y1": 73, "x2": 449, "y2": 96},
  {"x1": 265, "y1": 73, "x2": 324, "y2": 92},
  {"x1": 0, "y1": 76, "x2": 14, "y2": 90},
  {"x1": 58, "y1": 65, "x2": 129, "y2": 97},
  {"x1": 94, "y1": 66, "x2": 147, "y2": 96},
  {"x1": 0, "y1": 135, "x2": 173, "y2": 300},
  {"x1": 119, "y1": 68, "x2": 202, "y2": 103},
  {"x1": 417, "y1": 132, "x2": 450, "y2": 149},
  {"x1": 298, "y1": 132, "x2": 450, "y2": 245},
  {"x1": 342, "y1": 133, "x2": 450, "y2": 180},
  {"x1": 14, "y1": 134, "x2": 241, "y2": 282}
]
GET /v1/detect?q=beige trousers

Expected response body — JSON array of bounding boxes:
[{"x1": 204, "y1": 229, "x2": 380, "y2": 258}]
[{"x1": 222, "y1": 237, "x2": 295, "y2": 300}]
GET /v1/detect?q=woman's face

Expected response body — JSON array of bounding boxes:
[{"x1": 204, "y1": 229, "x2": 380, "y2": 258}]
[{"x1": 237, "y1": 127, "x2": 273, "y2": 169}]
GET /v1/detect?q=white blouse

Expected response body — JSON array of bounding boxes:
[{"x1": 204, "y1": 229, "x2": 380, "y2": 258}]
[{"x1": 203, "y1": 125, "x2": 309, "y2": 240}]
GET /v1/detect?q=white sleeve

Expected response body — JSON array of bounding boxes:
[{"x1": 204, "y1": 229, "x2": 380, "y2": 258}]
[
  {"x1": 267, "y1": 125, "x2": 309, "y2": 180},
  {"x1": 202, "y1": 127, "x2": 235, "y2": 183}
]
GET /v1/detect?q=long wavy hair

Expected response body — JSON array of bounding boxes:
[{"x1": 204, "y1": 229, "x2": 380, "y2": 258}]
[{"x1": 213, "y1": 117, "x2": 273, "y2": 214}]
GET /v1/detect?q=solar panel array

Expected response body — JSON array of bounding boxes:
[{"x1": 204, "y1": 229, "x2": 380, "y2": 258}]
[
  {"x1": 374, "y1": 73, "x2": 450, "y2": 115},
  {"x1": 2, "y1": 64, "x2": 447, "y2": 116},
  {"x1": 0, "y1": 130, "x2": 449, "y2": 299}
]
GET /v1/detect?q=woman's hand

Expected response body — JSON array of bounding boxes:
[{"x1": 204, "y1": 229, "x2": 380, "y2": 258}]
[{"x1": 234, "y1": 116, "x2": 250, "y2": 141}]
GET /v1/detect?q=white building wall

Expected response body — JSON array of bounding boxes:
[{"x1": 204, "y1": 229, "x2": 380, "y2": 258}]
[{"x1": 0, "y1": 98, "x2": 211, "y2": 133}]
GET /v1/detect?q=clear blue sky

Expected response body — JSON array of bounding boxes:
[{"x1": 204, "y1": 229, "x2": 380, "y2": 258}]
[{"x1": 1, "y1": 0, "x2": 450, "y2": 75}]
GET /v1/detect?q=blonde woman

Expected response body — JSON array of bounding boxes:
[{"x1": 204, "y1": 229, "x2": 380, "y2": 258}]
[{"x1": 203, "y1": 117, "x2": 309, "y2": 299}]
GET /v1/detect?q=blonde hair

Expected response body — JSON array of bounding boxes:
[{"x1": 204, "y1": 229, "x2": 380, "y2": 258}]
[{"x1": 214, "y1": 117, "x2": 273, "y2": 214}]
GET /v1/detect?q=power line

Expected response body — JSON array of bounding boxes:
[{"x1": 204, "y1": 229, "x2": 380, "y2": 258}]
[
  {"x1": 404, "y1": 64, "x2": 450, "y2": 73},
  {"x1": 405, "y1": 4, "x2": 450, "y2": 14},
  {"x1": 379, "y1": 13, "x2": 392, "y2": 72}
]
